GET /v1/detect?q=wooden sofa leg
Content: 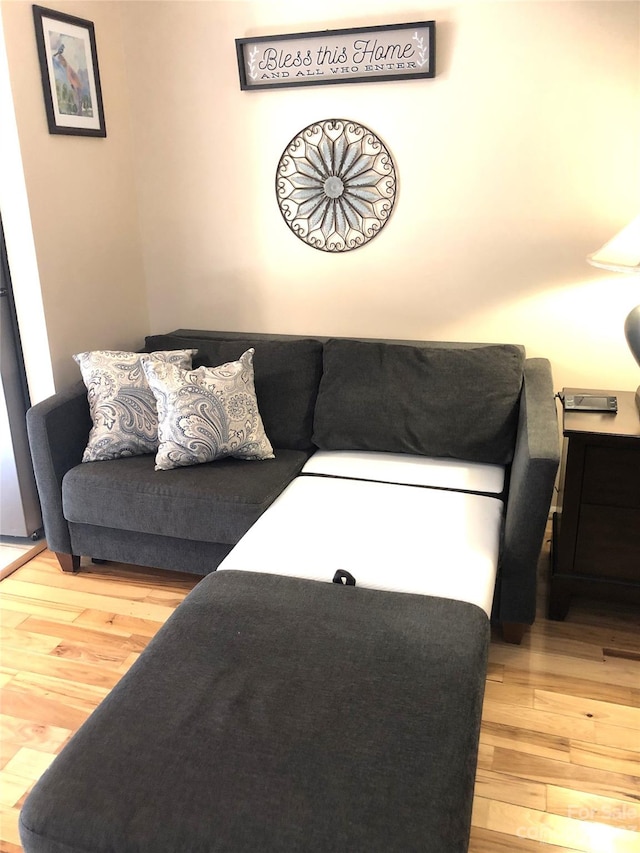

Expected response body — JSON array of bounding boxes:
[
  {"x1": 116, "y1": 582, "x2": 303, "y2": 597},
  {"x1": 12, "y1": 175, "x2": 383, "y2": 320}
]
[
  {"x1": 56, "y1": 553, "x2": 80, "y2": 573},
  {"x1": 502, "y1": 622, "x2": 526, "y2": 645}
]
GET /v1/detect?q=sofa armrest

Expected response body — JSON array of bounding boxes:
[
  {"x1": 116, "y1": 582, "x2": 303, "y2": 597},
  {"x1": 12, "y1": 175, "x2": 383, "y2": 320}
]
[
  {"x1": 26, "y1": 382, "x2": 91, "y2": 554},
  {"x1": 497, "y1": 359, "x2": 560, "y2": 626}
]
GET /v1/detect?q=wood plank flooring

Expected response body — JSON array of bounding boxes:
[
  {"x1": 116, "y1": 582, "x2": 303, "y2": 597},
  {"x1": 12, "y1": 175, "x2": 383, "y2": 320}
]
[{"x1": 1, "y1": 531, "x2": 638, "y2": 852}]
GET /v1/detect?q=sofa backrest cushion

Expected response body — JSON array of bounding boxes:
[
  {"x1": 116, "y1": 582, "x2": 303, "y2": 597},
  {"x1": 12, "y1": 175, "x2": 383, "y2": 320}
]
[
  {"x1": 144, "y1": 333, "x2": 323, "y2": 451},
  {"x1": 312, "y1": 339, "x2": 525, "y2": 464}
]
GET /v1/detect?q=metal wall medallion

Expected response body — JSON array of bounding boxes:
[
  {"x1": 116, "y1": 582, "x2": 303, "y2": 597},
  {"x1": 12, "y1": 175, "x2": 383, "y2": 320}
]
[{"x1": 276, "y1": 119, "x2": 397, "y2": 252}]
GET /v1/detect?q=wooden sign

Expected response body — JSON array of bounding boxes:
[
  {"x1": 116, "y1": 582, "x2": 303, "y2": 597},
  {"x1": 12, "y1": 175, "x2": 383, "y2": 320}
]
[{"x1": 236, "y1": 21, "x2": 435, "y2": 91}]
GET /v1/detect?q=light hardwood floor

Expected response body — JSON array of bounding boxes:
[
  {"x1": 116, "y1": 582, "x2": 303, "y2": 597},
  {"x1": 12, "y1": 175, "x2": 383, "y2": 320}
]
[{"x1": 0, "y1": 532, "x2": 638, "y2": 853}]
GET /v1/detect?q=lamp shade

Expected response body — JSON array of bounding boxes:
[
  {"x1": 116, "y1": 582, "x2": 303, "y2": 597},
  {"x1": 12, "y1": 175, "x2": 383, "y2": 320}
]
[
  {"x1": 587, "y1": 215, "x2": 640, "y2": 412},
  {"x1": 587, "y1": 215, "x2": 640, "y2": 273}
]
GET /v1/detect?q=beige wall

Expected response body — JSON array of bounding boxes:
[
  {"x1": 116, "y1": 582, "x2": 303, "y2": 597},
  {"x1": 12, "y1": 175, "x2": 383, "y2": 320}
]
[
  {"x1": 2, "y1": 1, "x2": 640, "y2": 394},
  {"x1": 1, "y1": 0, "x2": 149, "y2": 390},
  {"x1": 121, "y1": 0, "x2": 640, "y2": 392}
]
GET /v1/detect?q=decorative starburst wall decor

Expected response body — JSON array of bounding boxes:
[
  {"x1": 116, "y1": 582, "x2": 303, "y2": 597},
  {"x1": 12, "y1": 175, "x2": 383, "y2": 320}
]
[{"x1": 275, "y1": 119, "x2": 397, "y2": 252}]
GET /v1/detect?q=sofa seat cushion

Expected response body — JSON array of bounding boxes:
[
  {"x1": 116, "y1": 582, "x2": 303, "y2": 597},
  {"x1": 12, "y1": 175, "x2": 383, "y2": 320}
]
[
  {"x1": 218, "y1": 474, "x2": 503, "y2": 616},
  {"x1": 62, "y1": 450, "x2": 309, "y2": 545},
  {"x1": 312, "y1": 338, "x2": 525, "y2": 464}
]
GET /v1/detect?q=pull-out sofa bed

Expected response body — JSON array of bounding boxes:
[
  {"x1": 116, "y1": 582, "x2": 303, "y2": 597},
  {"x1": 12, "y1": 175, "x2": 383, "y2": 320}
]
[{"x1": 21, "y1": 330, "x2": 560, "y2": 852}]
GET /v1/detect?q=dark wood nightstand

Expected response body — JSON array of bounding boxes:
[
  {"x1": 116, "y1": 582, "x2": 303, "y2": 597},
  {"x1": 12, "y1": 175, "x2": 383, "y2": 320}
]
[{"x1": 549, "y1": 388, "x2": 640, "y2": 620}]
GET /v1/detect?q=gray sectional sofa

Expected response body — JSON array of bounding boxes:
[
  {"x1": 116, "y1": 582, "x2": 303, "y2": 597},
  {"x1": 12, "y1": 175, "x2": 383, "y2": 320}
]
[{"x1": 27, "y1": 329, "x2": 560, "y2": 643}]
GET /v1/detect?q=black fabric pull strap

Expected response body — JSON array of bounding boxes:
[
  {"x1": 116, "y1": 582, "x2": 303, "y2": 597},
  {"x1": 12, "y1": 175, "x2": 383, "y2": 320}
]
[{"x1": 332, "y1": 569, "x2": 356, "y2": 586}]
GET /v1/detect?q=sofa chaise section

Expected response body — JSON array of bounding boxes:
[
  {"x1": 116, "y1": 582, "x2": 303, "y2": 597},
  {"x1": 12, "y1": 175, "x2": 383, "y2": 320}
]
[{"x1": 19, "y1": 570, "x2": 490, "y2": 853}]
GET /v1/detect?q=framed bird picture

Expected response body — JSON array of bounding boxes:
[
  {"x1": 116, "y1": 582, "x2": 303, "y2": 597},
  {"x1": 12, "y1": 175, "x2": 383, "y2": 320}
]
[{"x1": 32, "y1": 5, "x2": 106, "y2": 137}]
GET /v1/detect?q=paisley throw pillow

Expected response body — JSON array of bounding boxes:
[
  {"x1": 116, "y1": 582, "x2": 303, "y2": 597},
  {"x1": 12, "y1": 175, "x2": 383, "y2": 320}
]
[
  {"x1": 142, "y1": 348, "x2": 274, "y2": 471},
  {"x1": 74, "y1": 349, "x2": 197, "y2": 462}
]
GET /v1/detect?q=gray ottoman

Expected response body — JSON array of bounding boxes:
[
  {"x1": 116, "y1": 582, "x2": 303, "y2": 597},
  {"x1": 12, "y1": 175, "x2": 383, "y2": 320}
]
[{"x1": 19, "y1": 571, "x2": 489, "y2": 853}]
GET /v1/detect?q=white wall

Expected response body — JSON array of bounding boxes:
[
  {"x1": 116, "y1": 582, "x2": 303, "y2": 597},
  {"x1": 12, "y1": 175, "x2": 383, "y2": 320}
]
[{"x1": 121, "y1": 0, "x2": 640, "y2": 392}]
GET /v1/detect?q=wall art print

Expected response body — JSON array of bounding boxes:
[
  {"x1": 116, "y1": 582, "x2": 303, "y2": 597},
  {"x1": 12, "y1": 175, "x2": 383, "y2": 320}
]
[
  {"x1": 236, "y1": 21, "x2": 435, "y2": 91},
  {"x1": 276, "y1": 119, "x2": 397, "y2": 253},
  {"x1": 33, "y1": 5, "x2": 106, "y2": 137}
]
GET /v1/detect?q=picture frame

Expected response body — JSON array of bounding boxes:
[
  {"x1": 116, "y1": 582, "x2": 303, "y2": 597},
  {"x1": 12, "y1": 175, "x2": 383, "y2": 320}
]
[
  {"x1": 32, "y1": 5, "x2": 106, "y2": 137},
  {"x1": 236, "y1": 21, "x2": 435, "y2": 92}
]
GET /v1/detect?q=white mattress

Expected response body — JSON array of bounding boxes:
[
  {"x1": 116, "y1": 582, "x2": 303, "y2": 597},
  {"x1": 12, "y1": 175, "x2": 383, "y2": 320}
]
[
  {"x1": 218, "y1": 474, "x2": 503, "y2": 616},
  {"x1": 301, "y1": 450, "x2": 505, "y2": 495}
]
